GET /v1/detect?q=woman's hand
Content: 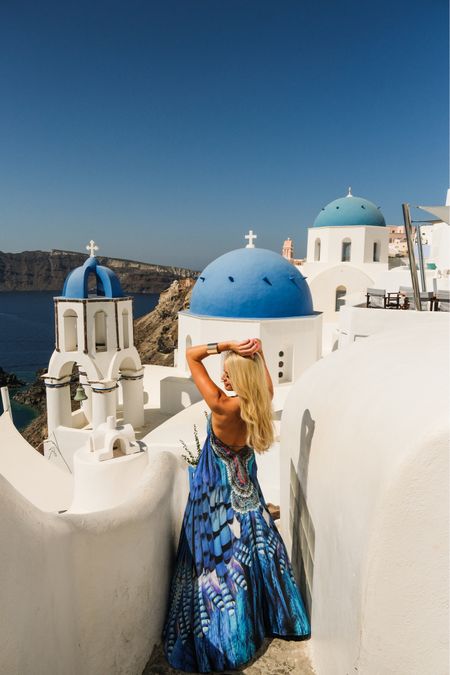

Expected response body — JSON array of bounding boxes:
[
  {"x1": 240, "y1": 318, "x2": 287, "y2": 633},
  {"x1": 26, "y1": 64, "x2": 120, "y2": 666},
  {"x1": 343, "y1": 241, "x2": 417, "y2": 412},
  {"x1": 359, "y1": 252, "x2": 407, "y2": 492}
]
[{"x1": 230, "y1": 339, "x2": 261, "y2": 357}]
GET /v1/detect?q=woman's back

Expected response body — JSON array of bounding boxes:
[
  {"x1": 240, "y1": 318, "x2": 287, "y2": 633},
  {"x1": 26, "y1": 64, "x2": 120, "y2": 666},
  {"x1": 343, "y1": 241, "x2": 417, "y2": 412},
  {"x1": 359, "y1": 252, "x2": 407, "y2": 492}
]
[{"x1": 210, "y1": 398, "x2": 249, "y2": 451}]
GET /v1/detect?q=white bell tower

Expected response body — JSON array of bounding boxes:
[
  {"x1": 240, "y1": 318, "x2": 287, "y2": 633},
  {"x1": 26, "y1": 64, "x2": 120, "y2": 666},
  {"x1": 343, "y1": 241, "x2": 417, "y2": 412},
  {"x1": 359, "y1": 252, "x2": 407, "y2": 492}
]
[{"x1": 44, "y1": 243, "x2": 145, "y2": 443}]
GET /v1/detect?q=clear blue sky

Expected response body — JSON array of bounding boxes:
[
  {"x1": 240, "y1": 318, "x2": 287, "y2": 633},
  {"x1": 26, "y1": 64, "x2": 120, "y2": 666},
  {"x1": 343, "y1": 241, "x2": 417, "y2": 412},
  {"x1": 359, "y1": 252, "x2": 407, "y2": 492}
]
[{"x1": 0, "y1": 0, "x2": 448, "y2": 269}]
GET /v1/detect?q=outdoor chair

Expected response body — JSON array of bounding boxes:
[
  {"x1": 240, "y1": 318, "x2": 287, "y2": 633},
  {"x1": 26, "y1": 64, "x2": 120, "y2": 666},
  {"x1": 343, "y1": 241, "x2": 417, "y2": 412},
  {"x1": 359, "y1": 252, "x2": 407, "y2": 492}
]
[
  {"x1": 401, "y1": 289, "x2": 434, "y2": 311},
  {"x1": 385, "y1": 292, "x2": 401, "y2": 309},
  {"x1": 366, "y1": 288, "x2": 387, "y2": 309},
  {"x1": 434, "y1": 290, "x2": 450, "y2": 312}
]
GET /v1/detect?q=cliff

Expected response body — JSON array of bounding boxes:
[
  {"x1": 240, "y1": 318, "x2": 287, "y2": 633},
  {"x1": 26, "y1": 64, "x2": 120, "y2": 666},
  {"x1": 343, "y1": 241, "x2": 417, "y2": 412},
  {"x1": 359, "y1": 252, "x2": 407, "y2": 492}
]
[
  {"x1": 0, "y1": 249, "x2": 197, "y2": 293},
  {"x1": 18, "y1": 278, "x2": 195, "y2": 448},
  {"x1": 134, "y1": 278, "x2": 195, "y2": 365}
]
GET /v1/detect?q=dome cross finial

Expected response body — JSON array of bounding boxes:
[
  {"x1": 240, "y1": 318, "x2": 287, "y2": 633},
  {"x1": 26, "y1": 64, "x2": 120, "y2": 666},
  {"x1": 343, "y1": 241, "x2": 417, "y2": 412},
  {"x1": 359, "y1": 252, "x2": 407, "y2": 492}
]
[
  {"x1": 86, "y1": 240, "x2": 99, "y2": 257},
  {"x1": 347, "y1": 186, "x2": 353, "y2": 198},
  {"x1": 244, "y1": 229, "x2": 257, "y2": 248}
]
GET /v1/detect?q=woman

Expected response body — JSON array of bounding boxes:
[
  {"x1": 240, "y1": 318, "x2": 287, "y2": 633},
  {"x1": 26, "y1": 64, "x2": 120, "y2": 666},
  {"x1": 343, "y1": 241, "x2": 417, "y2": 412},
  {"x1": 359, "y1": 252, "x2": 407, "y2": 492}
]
[{"x1": 162, "y1": 338, "x2": 310, "y2": 673}]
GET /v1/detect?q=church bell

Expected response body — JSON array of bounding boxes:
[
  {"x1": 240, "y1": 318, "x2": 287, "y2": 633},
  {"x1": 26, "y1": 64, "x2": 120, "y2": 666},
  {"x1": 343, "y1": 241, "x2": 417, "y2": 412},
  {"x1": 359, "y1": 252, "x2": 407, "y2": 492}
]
[{"x1": 74, "y1": 385, "x2": 88, "y2": 402}]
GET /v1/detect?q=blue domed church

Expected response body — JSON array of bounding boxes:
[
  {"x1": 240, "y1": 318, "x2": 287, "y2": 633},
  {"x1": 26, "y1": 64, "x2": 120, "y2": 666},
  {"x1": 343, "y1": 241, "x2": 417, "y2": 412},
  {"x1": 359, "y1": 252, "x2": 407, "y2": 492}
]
[
  {"x1": 300, "y1": 189, "x2": 389, "y2": 321},
  {"x1": 44, "y1": 242, "x2": 144, "y2": 466},
  {"x1": 176, "y1": 233, "x2": 322, "y2": 389}
]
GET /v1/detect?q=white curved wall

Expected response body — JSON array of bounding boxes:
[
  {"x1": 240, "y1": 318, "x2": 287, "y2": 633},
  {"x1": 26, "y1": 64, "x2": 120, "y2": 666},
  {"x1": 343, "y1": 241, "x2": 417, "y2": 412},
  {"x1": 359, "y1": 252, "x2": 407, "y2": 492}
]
[
  {"x1": 0, "y1": 449, "x2": 187, "y2": 675},
  {"x1": 0, "y1": 410, "x2": 73, "y2": 512},
  {"x1": 280, "y1": 323, "x2": 449, "y2": 675}
]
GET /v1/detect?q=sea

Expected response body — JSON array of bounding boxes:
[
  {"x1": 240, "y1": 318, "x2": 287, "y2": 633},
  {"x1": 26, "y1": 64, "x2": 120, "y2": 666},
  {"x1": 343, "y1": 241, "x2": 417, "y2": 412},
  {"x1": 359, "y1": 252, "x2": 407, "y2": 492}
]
[{"x1": 0, "y1": 291, "x2": 159, "y2": 429}]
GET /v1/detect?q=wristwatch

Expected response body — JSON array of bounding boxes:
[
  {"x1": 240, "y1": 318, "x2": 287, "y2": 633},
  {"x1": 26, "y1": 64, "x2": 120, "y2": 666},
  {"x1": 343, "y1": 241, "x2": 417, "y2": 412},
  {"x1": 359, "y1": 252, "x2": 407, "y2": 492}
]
[{"x1": 206, "y1": 342, "x2": 220, "y2": 355}]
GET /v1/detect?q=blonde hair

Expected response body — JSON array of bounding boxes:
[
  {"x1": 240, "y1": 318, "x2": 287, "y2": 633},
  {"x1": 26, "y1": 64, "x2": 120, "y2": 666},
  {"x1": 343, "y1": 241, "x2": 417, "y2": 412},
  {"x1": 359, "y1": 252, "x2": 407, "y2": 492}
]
[{"x1": 224, "y1": 351, "x2": 274, "y2": 454}]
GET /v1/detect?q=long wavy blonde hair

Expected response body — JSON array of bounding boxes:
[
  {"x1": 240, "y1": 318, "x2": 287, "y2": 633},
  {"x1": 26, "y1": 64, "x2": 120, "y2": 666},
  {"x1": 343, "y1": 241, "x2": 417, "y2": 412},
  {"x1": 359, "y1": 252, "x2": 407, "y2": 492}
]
[{"x1": 224, "y1": 351, "x2": 274, "y2": 454}]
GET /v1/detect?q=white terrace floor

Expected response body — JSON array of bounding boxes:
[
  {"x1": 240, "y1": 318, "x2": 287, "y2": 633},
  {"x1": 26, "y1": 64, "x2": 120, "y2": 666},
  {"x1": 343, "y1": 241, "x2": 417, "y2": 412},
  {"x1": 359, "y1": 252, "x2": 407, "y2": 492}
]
[{"x1": 144, "y1": 638, "x2": 315, "y2": 674}]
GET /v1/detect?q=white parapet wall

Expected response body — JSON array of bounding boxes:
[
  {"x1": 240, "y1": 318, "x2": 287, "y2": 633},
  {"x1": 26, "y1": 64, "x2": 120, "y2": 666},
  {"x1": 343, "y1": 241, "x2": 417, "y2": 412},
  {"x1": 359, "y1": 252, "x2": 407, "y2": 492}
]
[
  {"x1": 280, "y1": 321, "x2": 449, "y2": 675},
  {"x1": 0, "y1": 446, "x2": 188, "y2": 675},
  {"x1": 0, "y1": 407, "x2": 73, "y2": 512},
  {"x1": 337, "y1": 303, "x2": 449, "y2": 346}
]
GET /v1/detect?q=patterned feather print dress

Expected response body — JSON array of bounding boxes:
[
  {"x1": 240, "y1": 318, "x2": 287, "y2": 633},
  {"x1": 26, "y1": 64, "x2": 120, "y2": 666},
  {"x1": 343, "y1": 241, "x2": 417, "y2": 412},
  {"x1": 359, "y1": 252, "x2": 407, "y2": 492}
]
[{"x1": 162, "y1": 417, "x2": 310, "y2": 673}]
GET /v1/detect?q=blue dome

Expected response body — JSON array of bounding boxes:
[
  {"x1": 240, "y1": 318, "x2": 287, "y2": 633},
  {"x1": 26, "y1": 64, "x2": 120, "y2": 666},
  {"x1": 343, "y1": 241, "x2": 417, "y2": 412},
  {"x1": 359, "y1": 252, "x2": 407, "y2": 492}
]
[
  {"x1": 189, "y1": 248, "x2": 314, "y2": 319},
  {"x1": 62, "y1": 256, "x2": 124, "y2": 299},
  {"x1": 313, "y1": 193, "x2": 386, "y2": 228}
]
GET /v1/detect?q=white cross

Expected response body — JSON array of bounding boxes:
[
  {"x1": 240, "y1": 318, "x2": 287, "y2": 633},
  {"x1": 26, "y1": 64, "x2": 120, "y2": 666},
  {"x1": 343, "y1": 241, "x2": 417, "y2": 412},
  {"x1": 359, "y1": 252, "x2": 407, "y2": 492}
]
[
  {"x1": 86, "y1": 240, "x2": 99, "y2": 257},
  {"x1": 245, "y1": 229, "x2": 257, "y2": 248}
]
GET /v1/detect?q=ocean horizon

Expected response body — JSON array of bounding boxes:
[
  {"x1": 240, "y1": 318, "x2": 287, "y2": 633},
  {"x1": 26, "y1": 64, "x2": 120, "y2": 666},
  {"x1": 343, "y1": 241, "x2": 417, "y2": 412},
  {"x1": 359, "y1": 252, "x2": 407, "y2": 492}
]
[{"x1": 0, "y1": 291, "x2": 159, "y2": 428}]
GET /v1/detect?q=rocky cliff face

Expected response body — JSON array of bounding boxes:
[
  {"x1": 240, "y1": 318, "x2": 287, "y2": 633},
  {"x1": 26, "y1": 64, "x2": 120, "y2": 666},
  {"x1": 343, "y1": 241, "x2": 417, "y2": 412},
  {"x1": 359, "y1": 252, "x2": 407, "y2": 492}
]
[
  {"x1": 134, "y1": 278, "x2": 195, "y2": 365},
  {"x1": 0, "y1": 249, "x2": 197, "y2": 292},
  {"x1": 18, "y1": 278, "x2": 195, "y2": 448}
]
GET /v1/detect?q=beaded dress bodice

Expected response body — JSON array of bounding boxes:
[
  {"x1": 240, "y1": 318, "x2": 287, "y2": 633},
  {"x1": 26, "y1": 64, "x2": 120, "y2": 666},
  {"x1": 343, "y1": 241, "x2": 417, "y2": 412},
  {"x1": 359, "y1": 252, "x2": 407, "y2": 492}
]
[{"x1": 209, "y1": 423, "x2": 260, "y2": 514}]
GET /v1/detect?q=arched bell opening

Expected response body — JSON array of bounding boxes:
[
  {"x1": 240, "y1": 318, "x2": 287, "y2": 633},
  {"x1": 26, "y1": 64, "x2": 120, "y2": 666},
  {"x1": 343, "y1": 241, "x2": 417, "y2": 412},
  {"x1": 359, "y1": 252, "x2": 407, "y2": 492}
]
[
  {"x1": 63, "y1": 309, "x2": 79, "y2": 352},
  {"x1": 46, "y1": 360, "x2": 89, "y2": 433},
  {"x1": 122, "y1": 309, "x2": 130, "y2": 349},
  {"x1": 94, "y1": 310, "x2": 107, "y2": 352}
]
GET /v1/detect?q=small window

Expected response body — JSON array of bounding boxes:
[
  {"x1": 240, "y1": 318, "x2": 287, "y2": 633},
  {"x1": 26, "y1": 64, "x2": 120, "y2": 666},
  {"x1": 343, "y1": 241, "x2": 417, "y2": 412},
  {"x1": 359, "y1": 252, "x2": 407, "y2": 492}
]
[
  {"x1": 341, "y1": 239, "x2": 351, "y2": 262},
  {"x1": 373, "y1": 241, "x2": 380, "y2": 262},
  {"x1": 278, "y1": 361, "x2": 284, "y2": 367},
  {"x1": 335, "y1": 286, "x2": 347, "y2": 311},
  {"x1": 278, "y1": 372, "x2": 283, "y2": 378},
  {"x1": 279, "y1": 350, "x2": 284, "y2": 357},
  {"x1": 314, "y1": 238, "x2": 321, "y2": 262}
]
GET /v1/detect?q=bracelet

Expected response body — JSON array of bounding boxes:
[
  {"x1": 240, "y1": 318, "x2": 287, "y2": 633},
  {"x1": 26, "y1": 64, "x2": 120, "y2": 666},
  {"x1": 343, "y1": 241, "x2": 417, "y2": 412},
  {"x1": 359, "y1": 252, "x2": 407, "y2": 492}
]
[{"x1": 206, "y1": 342, "x2": 219, "y2": 355}]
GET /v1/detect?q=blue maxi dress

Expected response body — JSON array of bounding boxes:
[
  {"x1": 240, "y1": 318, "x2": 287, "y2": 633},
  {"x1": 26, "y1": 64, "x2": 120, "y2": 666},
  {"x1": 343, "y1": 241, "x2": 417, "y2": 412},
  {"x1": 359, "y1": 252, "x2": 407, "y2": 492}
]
[{"x1": 162, "y1": 418, "x2": 310, "y2": 673}]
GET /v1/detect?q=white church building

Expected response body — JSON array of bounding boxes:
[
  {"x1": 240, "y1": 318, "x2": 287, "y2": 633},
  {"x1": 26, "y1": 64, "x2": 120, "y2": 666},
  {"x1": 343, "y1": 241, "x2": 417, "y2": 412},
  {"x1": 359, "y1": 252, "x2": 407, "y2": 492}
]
[
  {"x1": 300, "y1": 188, "x2": 390, "y2": 320},
  {"x1": 0, "y1": 232, "x2": 448, "y2": 675}
]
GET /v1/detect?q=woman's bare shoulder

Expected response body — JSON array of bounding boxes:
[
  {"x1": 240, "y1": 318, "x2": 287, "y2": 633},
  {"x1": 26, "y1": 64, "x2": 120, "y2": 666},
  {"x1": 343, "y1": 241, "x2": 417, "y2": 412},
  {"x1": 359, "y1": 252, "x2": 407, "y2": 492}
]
[{"x1": 213, "y1": 394, "x2": 240, "y2": 416}]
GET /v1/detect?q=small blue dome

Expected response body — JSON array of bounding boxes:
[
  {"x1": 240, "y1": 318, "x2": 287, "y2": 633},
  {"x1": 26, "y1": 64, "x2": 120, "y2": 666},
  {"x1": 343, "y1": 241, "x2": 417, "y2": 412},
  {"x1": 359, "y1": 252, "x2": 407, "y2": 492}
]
[
  {"x1": 313, "y1": 193, "x2": 386, "y2": 228},
  {"x1": 62, "y1": 256, "x2": 124, "y2": 299},
  {"x1": 189, "y1": 248, "x2": 314, "y2": 319}
]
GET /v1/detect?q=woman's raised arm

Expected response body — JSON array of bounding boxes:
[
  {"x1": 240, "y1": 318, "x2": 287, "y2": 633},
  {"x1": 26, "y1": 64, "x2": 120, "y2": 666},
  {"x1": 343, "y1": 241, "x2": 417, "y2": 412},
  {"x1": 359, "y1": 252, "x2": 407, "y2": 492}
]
[{"x1": 186, "y1": 341, "x2": 232, "y2": 412}]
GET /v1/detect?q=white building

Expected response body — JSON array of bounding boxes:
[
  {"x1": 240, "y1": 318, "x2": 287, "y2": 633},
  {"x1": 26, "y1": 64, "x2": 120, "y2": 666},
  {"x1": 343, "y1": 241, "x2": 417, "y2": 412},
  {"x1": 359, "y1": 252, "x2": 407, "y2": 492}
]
[{"x1": 301, "y1": 188, "x2": 389, "y2": 321}]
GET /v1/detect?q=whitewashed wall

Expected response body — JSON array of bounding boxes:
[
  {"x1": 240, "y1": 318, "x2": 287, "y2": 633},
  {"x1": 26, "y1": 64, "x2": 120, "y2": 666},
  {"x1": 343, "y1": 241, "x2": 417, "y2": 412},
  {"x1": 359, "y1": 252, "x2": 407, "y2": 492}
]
[
  {"x1": 0, "y1": 447, "x2": 186, "y2": 675},
  {"x1": 177, "y1": 311, "x2": 322, "y2": 386},
  {"x1": 280, "y1": 322, "x2": 449, "y2": 675},
  {"x1": 302, "y1": 264, "x2": 374, "y2": 320},
  {"x1": 305, "y1": 225, "x2": 389, "y2": 268},
  {"x1": 337, "y1": 304, "x2": 449, "y2": 346}
]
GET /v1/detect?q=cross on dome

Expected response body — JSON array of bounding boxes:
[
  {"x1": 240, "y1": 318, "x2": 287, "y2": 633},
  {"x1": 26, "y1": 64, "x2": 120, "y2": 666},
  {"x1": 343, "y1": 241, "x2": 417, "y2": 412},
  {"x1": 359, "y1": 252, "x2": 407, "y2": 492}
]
[
  {"x1": 244, "y1": 230, "x2": 257, "y2": 248},
  {"x1": 346, "y1": 187, "x2": 353, "y2": 198},
  {"x1": 86, "y1": 240, "x2": 99, "y2": 257}
]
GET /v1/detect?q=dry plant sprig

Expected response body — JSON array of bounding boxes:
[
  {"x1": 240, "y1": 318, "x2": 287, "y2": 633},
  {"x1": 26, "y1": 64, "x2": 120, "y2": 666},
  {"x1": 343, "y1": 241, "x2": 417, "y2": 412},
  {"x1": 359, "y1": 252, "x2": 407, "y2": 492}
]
[
  {"x1": 181, "y1": 424, "x2": 202, "y2": 466},
  {"x1": 180, "y1": 412, "x2": 209, "y2": 466}
]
